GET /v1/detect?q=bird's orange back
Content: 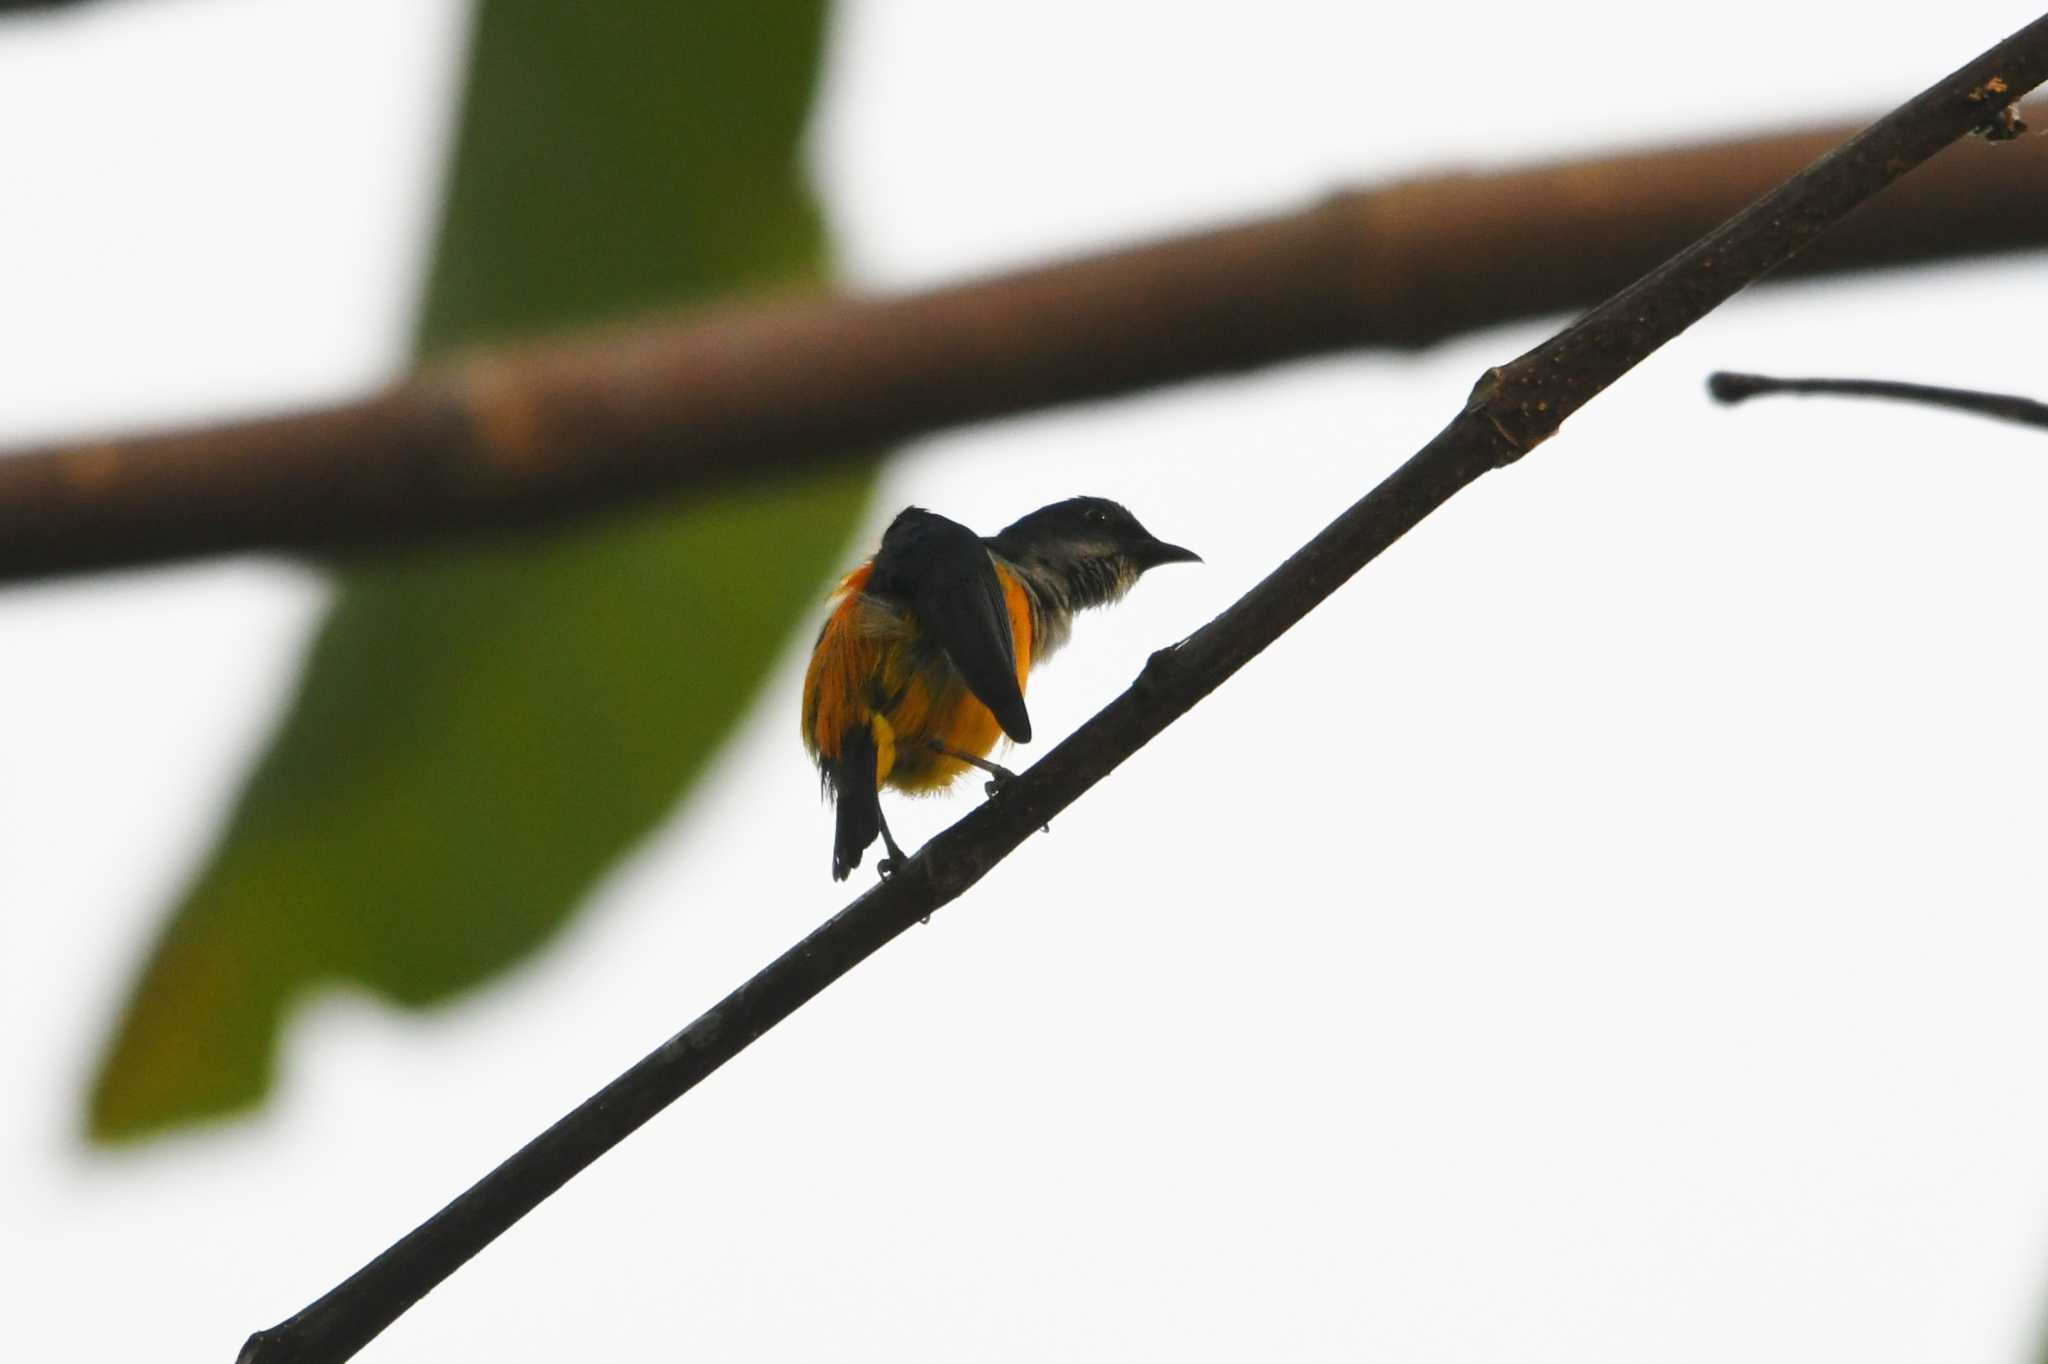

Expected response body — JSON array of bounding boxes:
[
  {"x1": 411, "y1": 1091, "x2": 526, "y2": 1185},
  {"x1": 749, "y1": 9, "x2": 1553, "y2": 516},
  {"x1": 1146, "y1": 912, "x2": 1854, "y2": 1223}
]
[{"x1": 801, "y1": 559, "x2": 1034, "y2": 793}]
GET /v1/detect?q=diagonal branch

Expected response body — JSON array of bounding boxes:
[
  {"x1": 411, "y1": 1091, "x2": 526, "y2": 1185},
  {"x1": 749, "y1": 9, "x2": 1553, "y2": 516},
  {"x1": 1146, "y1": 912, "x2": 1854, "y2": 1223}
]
[
  {"x1": 1709, "y1": 370, "x2": 2048, "y2": 428},
  {"x1": 235, "y1": 19, "x2": 2048, "y2": 1364},
  {"x1": 11, "y1": 108, "x2": 2048, "y2": 586}
]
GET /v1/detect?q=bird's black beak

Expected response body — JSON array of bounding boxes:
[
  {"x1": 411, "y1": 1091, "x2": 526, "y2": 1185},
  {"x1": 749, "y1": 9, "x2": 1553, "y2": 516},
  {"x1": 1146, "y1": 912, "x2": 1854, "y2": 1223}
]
[{"x1": 1129, "y1": 536, "x2": 1202, "y2": 569}]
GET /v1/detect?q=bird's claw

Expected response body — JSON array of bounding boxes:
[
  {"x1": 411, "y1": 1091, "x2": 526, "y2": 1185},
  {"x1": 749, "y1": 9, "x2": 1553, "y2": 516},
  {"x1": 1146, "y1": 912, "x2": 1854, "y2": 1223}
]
[{"x1": 974, "y1": 770, "x2": 1045, "y2": 832}]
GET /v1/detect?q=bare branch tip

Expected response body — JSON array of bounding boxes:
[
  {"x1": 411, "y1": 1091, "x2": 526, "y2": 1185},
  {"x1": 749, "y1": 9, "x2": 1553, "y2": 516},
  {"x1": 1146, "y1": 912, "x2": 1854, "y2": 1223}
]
[{"x1": 1706, "y1": 371, "x2": 1773, "y2": 404}]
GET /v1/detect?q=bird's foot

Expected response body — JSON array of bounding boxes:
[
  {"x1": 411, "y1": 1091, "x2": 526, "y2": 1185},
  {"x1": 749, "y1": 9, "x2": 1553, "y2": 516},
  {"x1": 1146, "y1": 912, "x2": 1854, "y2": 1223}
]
[
  {"x1": 980, "y1": 761, "x2": 1020, "y2": 798},
  {"x1": 877, "y1": 822, "x2": 909, "y2": 879},
  {"x1": 976, "y1": 766, "x2": 1045, "y2": 829}
]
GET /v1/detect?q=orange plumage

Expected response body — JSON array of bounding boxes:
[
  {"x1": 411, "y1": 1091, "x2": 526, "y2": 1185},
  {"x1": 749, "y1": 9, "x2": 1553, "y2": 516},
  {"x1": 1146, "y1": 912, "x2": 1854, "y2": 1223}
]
[{"x1": 801, "y1": 561, "x2": 1034, "y2": 795}]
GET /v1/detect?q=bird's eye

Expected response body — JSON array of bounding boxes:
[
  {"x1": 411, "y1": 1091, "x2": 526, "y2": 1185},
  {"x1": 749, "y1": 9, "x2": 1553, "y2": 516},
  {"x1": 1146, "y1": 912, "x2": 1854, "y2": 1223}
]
[{"x1": 1085, "y1": 507, "x2": 1108, "y2": 524}]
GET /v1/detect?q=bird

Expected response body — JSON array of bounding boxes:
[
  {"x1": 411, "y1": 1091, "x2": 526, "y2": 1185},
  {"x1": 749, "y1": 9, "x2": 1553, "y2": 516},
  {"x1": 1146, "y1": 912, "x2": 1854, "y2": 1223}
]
[{"x1": 801, "y1": 496, "x2": 1200, "y2": 880}]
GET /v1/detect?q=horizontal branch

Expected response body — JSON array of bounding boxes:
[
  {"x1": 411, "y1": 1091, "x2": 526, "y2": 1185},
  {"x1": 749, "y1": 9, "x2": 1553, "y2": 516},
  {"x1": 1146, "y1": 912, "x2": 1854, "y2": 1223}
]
[
  {"x1": 234, "y1": 18, "x2": 2048, "y2": 1364},
  {"x1": 1709, "y1": 370, "x2": 2048, "y2": 427},
  {"x1": 10, "y1": 110, "x2": 2048, "y2": 584}
]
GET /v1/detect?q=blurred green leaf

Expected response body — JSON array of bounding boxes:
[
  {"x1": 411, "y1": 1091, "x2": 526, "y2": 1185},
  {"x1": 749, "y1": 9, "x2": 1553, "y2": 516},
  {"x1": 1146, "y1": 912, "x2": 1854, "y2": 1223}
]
[{"x1": 88, "y1": 0, "x2": 868, "y2": 1139}]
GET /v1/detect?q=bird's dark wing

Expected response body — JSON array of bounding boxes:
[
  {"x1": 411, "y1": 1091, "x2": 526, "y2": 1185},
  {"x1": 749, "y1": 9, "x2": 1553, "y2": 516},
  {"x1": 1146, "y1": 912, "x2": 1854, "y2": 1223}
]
[{"x1": 870, "y1": 508, "x2": 1032, "y2": 742}]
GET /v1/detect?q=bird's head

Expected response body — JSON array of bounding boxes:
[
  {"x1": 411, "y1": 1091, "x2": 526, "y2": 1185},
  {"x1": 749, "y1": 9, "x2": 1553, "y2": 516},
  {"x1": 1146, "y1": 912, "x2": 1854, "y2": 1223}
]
[{"x1": 989, "y1": 496, "x2": 1200, "y2": 610}]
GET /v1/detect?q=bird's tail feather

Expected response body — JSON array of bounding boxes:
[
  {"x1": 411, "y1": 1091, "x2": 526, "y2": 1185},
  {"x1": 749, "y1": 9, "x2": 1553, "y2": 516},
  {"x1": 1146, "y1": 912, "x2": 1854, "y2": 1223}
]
[{"x1": 829, "y1": 725, "x2": 883, "y2": 881}]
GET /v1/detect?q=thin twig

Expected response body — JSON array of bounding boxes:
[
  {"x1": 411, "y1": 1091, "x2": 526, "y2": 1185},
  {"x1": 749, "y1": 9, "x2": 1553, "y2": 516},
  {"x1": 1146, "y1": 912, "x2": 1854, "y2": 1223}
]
[
  {"x1": 232, "y1": 18, "x2": 2048, "y2": 1364},
  {"x1": 1709, "y1": 370, "x2": 2048, "y2": 427},
  {"x1": 8, "y1": 112, "x2": 2048, "y2": 584}
]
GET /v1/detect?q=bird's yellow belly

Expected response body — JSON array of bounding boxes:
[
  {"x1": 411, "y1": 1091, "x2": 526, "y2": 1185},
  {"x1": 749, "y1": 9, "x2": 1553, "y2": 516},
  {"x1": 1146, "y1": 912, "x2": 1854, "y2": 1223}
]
[{"x1": 877, "y1": 684, "x2": 1010, "y2": 793}]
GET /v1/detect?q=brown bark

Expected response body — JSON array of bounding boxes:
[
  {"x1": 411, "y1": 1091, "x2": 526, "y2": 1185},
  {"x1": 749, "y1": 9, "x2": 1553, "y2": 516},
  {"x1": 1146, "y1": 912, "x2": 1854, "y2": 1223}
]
[{"x1": 6, "y1": 113, "x2": 2047, "y2": 583}]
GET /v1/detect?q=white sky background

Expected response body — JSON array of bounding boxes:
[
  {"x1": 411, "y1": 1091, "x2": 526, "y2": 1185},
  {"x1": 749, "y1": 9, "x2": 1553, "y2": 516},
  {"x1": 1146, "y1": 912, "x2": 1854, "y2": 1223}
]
[{"x1": 4, "y1": 1, "x2": 2048, "y2": 1359}]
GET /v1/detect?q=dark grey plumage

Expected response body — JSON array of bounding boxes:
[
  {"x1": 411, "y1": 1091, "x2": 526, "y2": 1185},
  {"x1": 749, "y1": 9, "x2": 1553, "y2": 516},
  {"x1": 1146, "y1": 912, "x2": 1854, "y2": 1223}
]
[{"x1": 986, "y1": 496, "x2": 1200, "y2": 662}]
